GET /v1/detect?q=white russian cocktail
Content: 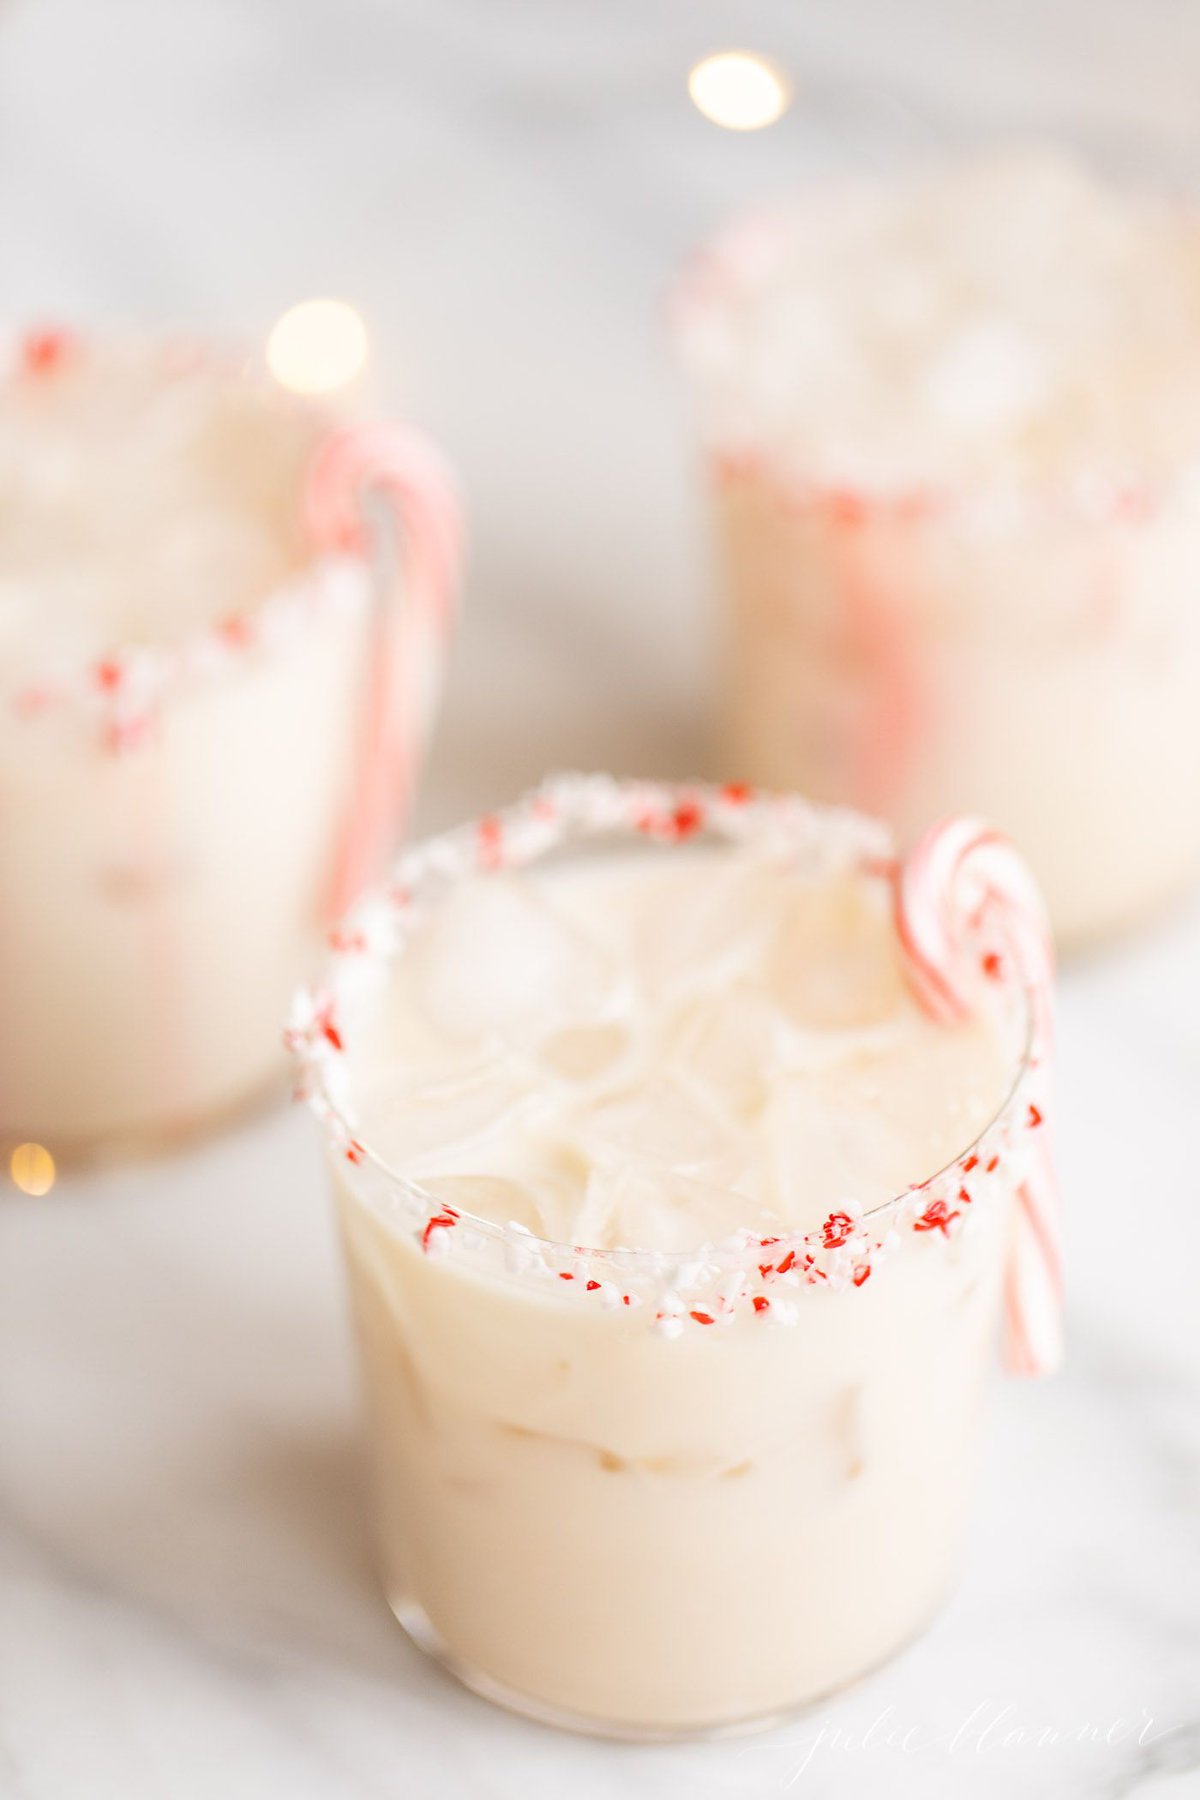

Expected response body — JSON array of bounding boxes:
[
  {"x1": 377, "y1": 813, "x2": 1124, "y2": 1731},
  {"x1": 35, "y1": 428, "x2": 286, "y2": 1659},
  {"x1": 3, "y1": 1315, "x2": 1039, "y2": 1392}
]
[
  {"x1": 293, "y1": 777, "x2": 1056, "y2": 1737},
  {"x1": 675, "y1": 151, "x2": 1200, "y2": 945},
  {"x1": 0, "y1": 333, "x2": 460, "y2": 1154}
]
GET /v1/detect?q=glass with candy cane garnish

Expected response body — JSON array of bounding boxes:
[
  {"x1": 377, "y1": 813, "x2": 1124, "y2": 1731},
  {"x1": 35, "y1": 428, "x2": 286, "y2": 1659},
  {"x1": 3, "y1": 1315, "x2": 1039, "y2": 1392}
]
[
  {"x1": 0, "y1": 329, "x2": 462, "y2": 1158},
  {"x1": 673, "y1": 150, "x2": 1200, "y2": 948},
  {"x1": 289, "y1": 775, "x2": 1059, "y2": 1739}
]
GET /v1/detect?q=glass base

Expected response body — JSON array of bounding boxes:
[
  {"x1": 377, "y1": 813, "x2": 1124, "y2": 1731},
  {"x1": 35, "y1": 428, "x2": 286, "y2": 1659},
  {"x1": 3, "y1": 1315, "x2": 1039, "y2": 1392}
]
[
  {"x1": 389, "y1": 1592, "x2": 945, "y2": 1744},
  {"x1": 1, "y1": 1065, "x2": 289, "y2": 1185}
]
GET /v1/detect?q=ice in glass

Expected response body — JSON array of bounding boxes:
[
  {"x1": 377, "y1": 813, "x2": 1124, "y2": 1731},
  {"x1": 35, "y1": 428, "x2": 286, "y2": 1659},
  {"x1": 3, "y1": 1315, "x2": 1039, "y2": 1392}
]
[
  {"x1": 0, "y1": 332, "x2": 460, "y2": 1155},
  {"x1": 293, "y1": 777, "x2": 1058, "y2": 1738},
  {"x1": 674, "y1": 151, "x2": 1200, "y2": 945}
]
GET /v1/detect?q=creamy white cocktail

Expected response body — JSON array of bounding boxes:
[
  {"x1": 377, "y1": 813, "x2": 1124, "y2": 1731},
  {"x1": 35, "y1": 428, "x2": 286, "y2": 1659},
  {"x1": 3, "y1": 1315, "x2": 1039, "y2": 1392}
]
[
  {"x1": 293, "y1": 777, "x2": 1058, "y2": 1737},
  {"x1": 675, "y1": 151, "x2": 1200, "y2": 946},
  {"x1": 0, "y1": 333, "x2": 461, "y2": 1154}
]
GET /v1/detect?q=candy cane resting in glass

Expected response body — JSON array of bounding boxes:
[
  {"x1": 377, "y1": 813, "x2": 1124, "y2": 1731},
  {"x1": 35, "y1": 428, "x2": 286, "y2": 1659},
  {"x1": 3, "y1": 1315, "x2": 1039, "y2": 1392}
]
[
  {"x1": 0, "y1": 331, "x2": 463, "y2": 1157},
  {"x1": 672, "y1": 151, "x2": 1200, "y2": 948},
  {"x1": 289, "y1": 775, "x2": 1060, "y2": 1739}
]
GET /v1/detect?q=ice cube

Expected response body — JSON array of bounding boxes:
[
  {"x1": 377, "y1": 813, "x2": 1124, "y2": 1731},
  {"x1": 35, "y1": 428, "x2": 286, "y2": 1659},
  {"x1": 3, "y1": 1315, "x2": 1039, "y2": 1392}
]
[
  {"x1": 418, "y1": 1173, "x2": 545, "y2": 1233},
  {"x1": 357, "y1": 1059, "x2": 537, "y2": 1174},
  {"x1": 419, "y1": 1171, "x2": 583, "y2": 1242},
  {"x1": 537, "y1": 1021, "x2": 632, "y2": 1085},
  {"x1": 767, "y1": 874, "x2": 907, "y2": 1032},
  {"x1": 411, "y1": 873, "x2": 612, "y2": 1047},
  {"x1": 574, "y1": 1165, "x2": 773, "y2": 1254},
  {"x1": 764, "y1": 1069, "x2": 916, "y2": 1230},
  {"x1": 577, "y1": 1078, "x2": 746, "y2": 1186},
  {"x1": 635, "y1": 857, "x2": 786, "y2": 1003},
  {"x1": 664, "y1": 981, "x2": 775, "y2": 1122}
]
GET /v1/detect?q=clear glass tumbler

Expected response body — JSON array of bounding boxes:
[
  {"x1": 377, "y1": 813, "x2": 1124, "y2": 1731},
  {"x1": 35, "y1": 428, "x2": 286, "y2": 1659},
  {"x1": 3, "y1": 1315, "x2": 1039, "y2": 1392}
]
[
  {"x1": 291, "y1": 775, "x2": 1054, "y2": 1740},
  {"x1": 0, "y1": 331, "x2": 463, "y2": 1158},
  {"x1": 673, "y1": 158, "x2": 1200, "y2": 948}
]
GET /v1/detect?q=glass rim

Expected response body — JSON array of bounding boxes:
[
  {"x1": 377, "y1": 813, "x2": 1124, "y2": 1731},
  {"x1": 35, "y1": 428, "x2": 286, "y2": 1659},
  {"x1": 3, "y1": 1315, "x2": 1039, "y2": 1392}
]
[
  {"x1": 696, "y1": 446, "x2": 1186, "y2": 525},
  {"x1": 292, "y1": 773, "x2": 1038, "y2": 1282},
  {"x1": 1, "y1": 327, "x2": 356, "y2": 724},
  {"x1": 669, "y1": 187, "x2": 1200, "y2": 516}
]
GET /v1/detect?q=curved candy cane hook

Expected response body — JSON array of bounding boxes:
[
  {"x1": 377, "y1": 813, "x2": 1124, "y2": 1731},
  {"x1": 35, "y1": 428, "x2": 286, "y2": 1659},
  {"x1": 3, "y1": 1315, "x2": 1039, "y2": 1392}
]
[
  {"x1": 307, "y1": 423, "x2": 465, "y2": 920},
  {"x1": 894, "y1": 816, "x2": 1061, "y2": 1377}
]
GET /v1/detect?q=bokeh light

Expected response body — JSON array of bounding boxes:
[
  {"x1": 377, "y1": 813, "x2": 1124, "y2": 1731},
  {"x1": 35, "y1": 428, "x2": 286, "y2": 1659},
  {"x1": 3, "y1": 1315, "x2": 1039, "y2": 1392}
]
[
  {"x1": 10, "y1": 1141, "x2": 55, "y2": 1195},
  {"x1": 688, "y1": 51, "x2": 790, "y2": 131},
  {"x1": 266, "y1": 298, "x2": 369, "y2": 395}
]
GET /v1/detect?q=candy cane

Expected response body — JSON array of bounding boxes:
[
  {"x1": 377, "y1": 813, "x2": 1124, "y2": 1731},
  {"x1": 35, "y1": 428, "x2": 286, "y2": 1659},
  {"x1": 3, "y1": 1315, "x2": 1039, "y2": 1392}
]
[
  {"x1": 307, "y1": 423, "x2": 465, "y2": 921},
  {"x1": 894, "y1": 816, "x2": 1062, "y2": 1377},
  {"x1": 820, "y1": 488, "x2": 930, "y2": 817}
]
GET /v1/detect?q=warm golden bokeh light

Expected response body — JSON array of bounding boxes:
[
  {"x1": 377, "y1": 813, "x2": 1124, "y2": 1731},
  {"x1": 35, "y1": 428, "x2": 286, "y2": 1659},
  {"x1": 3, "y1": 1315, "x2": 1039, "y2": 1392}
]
[
  {"x1": 687, "y1": 51, "x2": 790, "y2": 131},
  {"x1": 266, "y1": 298, "x2": 369, "y2": 395},
  {"x1": 10, "y1": 1141, "x2": 55, "y2": 1195}
]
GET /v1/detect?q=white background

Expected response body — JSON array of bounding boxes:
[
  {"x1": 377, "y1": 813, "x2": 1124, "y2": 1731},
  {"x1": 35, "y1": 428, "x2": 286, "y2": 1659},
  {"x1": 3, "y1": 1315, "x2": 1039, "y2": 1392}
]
[{"x1": 1, "y1": 3, "x2": 1198, "y2": 1795}]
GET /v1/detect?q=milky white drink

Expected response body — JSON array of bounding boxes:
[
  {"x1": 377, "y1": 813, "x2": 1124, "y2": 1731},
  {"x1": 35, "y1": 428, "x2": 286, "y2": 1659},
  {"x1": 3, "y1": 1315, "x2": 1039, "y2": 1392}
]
[
  {"x1": 675, "y1": 151, "x2": 1200, "y2": 946},
  {"x1": 0, "y1": 333, "x2": 460, "y2": 1153},
  {"x1": 294, "y1": 778, "x2": 1052, "y2": 1737}
]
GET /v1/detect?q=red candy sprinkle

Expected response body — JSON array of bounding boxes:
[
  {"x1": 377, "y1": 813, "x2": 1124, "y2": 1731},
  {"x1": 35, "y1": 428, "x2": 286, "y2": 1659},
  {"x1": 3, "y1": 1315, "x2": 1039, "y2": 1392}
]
[
  {"x1": 774, "y1": 1248, "x2": 797, "y2": 1275},
  {"x1": 420, "y1": 1212, "x2": 458, "y2": 1252},
  {"x1": 821, "y1": 1211, "x2": 855, "y2": 1249},
  {"x1": 752, "y1": 1295, "x2": 770, "y2": 1314},
  {"x1": 219, "y1": 614, "x2": 254, "y2": 648},
  {"x1": 914, "y1": 1200, "x2": 958, "y2": 1237},
  {"x1": 103, "y1": 715, "x2": 152, "y2": 755},
  {"x1": 720, "y1": 782, "x2": 753, "y2": 805},
  {"x1": 981, "y1": 951, "x2": 1003, "y2": 980},
  {"x1": 21, "y1": 328, "x2": 73, "y2": 375},
  {"x1": 962, "y1": 1154, "x2": 979, "y2": 1174},
  {"x1": 826, "y1": 487, "x2": 868, "y2": 528},
  {"x1": 344, "y1": 1140, "x2": 366, "y2": 1166},
  {"x1": 558, "y1": 1271, "x2": 574, "y2": 1281},
  {"x1": 690, "y1": 1310, "x2": 715, "y2": 1325},
  {"x1": 327, "y1": 927, "x2": 367, "y2": 953},
  {"x1": 852, "y1": 1263, "x2": 871, "y2": 1288},
  {"x1": 1028, "y1": 1103, "x2": 1043, "y2": 1128},
  {"x1": 586, "y1": 1279, "x2": 601, "y2": 1292},
  {"x1": 671, "y1": 801, "x2": 704, "y2": 839},
  {"x1": 477, "y1": 815, "x2": 503, "y2": 867}
]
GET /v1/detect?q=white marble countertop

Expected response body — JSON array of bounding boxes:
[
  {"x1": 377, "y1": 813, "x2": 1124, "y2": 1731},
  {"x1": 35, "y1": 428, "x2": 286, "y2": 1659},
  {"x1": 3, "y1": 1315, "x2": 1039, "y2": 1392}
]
[{"x1": 1, "y1": 2, "x2": 1199, "y2": 1795}]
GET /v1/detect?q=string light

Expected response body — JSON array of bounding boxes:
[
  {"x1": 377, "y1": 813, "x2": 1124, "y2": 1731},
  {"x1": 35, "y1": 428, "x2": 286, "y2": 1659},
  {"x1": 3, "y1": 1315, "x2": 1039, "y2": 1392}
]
[
  {"x1": 266, "y1": 298, "x2": 369, "y2": 396},
  {"x1": 688, "y1": 51, "x2": 790, "y2": 131},
  {"x1": 10, "y1": 1142, "x2": 55, "y2": 1195}
]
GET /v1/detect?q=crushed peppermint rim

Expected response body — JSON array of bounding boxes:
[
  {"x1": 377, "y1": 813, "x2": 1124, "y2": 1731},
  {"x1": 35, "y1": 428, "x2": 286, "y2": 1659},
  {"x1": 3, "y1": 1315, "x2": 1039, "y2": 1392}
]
[
  {"x1": 1, "y1": 327, "x2": 362, "y2": 741},
  {"x1": 288, "y1": 775, "x2": 1041, "y2": 1332},
  {"x1": 669, "y1": 195, "x2": 1200, "y2": 524}
]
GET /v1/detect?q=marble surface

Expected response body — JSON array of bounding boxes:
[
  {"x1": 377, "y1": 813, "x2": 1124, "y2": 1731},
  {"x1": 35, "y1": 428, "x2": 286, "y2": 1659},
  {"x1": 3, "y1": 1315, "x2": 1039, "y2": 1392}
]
[{"x1": 2, "y1": 1, "x2": 1200, "y2": 1794}]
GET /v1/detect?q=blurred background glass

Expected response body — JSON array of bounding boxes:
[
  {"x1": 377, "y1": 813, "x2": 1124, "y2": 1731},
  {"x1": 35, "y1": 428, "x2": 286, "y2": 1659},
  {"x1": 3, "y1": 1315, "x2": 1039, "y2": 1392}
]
[{"x1": 5, "y1": 0, "x2": 1196, "y2": 834}]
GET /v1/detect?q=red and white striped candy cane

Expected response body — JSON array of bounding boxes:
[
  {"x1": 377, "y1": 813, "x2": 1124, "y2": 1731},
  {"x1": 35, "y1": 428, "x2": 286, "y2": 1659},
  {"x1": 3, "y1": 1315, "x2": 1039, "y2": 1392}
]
[
  {"x1": 894, "y1": 816, "x2": 1062, "y2": 1377},
  {"x1": 307, "y1": 423, "x2": 465, "y2": 920}
]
